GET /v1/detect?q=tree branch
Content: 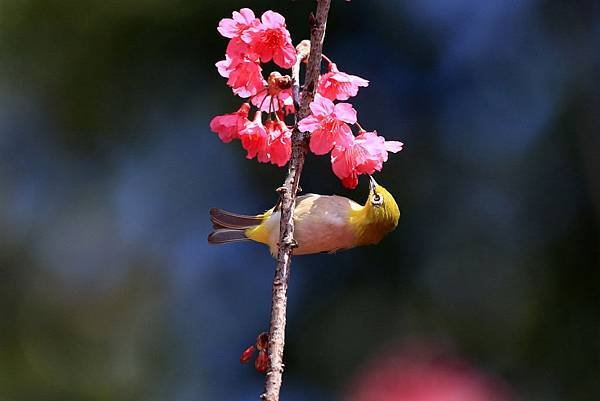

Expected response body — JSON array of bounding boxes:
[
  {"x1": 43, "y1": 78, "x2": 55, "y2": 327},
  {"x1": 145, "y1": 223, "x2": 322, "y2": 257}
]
[{"x1": 261, "y1": 1, "x2": 331, "y2": 400}]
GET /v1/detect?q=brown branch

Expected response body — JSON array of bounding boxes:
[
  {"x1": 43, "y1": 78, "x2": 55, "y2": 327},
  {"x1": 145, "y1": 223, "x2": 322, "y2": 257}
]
[{"x1": 261, "y1": 1, "x2": 331, "y2": 401}]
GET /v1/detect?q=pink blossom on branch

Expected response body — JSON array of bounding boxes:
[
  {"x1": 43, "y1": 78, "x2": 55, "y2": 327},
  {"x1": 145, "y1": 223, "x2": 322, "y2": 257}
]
[
  {"x1": 209, "y1": 103, "x2": 251, "y2": 143},
  {"x1": 265, "y1": 119, "x2": 292, "y2": 166},
  {"x1": 331, "y1": 131, "x2": 403, "y2": 189},
  {"x1": 216, "y1": 56, "x2": 265, "y2": 98},
  {"x1": 239, "y1": 111, "x2": 269, "y2": 162},
  {"x1": 345, "y1": 344, "x2": 514, "y2": 401},
  {"x1": 238, "y1": 112, "x2": 292, "y2": 166},
  {"x1": 298, "y1": 95, "x2": 357, "y2": 155},
  {"x1": 241, "y1": 11, "x2": 296, "y2": 69},
  {"x1": 217, "y1": 8, "x2": 259, "y2": 39},
  {"x1": 211, "y1": 8, "x2": 404, "y2": 188},
  {"x1": 225, "y1": 37, "x2": 255, "y2": 62},
  {"x1": 218, "y1": 8, "x2": 260, "y2": 62},
  {"x1": 318, "y1": 63, "x2": 369, "y2": 101}
]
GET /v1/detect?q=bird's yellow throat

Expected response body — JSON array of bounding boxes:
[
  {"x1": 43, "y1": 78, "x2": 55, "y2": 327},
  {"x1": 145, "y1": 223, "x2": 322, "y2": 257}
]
[{"x1": 349, "y1": 184, "x2": 400, "y2": 246}]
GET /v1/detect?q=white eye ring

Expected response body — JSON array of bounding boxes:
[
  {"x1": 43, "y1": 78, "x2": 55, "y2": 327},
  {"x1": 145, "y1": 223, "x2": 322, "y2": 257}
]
[{"x1": 372, "y1": 193, "x2": 383, "y2": 205}]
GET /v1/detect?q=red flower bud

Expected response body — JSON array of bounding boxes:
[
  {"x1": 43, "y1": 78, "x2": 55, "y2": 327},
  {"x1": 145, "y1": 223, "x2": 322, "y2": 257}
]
[
  {"x1": 240, "y1": 345, "x2": 255, "y2": 364},
  {"x1": 256, "y1": 332, "x2": 269, "y2": 351},
  {"x1": 255, "y1": 350, "x2": 269, "y2": 373}
]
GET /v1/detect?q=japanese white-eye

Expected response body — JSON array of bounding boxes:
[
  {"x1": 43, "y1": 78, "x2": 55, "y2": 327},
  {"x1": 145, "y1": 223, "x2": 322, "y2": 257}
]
[{"x1": 208, "y1": 176, "x2": 400, "y2": 256}]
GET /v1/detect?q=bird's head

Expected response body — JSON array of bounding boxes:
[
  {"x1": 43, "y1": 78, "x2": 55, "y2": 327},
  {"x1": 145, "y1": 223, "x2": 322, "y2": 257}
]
[{"x1": 351, "y1": 176, "x2": 400, "y2": 246}]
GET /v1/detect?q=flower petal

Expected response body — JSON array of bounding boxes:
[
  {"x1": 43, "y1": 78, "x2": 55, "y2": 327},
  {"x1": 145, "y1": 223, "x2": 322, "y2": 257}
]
[
  {"x1": 333, "y1": 102, "x2": 357, "y2": 124},
  {"x1": 385, "y1": 141, "x2": 404, "y2": 153},
  {"x1": 309, "y1": 95, "x2": 334, "y2": 117},
  {"x1": 309, "y1": 129, "x2": 335, "y2": 155}
]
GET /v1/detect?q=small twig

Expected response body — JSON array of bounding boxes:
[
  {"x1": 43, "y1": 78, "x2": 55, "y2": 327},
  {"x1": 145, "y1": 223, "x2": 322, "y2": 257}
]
[{"x1": 261, "y1": 1, "x2": 331, "y2": 401}]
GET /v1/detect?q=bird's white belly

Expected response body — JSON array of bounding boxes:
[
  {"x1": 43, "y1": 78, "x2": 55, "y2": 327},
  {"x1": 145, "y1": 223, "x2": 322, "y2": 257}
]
[{"x1": 264, "y1": 208, "x2": 356, "y2": 256}]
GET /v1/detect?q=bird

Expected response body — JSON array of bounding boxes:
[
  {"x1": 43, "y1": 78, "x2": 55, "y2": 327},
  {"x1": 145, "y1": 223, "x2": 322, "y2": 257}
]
[{"x1": 208, "y1": 176, "x2": 400, "y2": 256}]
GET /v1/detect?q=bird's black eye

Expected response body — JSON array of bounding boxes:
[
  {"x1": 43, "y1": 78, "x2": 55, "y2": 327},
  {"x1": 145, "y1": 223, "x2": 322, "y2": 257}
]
[{"x1": 372, "y1": 193, "x2": 383, "y2": 205}]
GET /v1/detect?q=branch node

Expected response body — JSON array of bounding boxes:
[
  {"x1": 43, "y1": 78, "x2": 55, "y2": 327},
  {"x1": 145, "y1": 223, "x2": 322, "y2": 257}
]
[{"x1": 308, "y1": 12, "x2": 316, "y2": 28}]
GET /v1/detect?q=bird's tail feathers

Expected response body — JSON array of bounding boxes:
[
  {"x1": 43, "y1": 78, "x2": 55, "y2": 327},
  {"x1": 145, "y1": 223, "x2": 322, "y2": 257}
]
[
  {"x1": 208, "y1": 228, "x2": 250, "y2": 244},
  {"x1": 208, "y1": 208, "x2": 264, "y2": 245},
  {"x1": 209, "y1": 208, "x2": 263, "y2": 229}
]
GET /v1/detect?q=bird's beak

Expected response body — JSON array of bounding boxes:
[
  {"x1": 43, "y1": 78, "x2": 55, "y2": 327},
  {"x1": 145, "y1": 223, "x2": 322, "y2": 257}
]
[{"x1": 369, "y1": 175, "x2": 378, "y2": 192}]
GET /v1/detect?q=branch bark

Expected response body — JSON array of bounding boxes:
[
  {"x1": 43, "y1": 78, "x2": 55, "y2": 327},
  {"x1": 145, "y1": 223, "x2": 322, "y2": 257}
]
[{"x1": 261, "y1": 1, "x2": 331, "y2": 400}]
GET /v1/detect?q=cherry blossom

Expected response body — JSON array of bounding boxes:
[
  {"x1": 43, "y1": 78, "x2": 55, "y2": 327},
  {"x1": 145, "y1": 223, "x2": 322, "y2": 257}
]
[
  {"x1": 217, "y1": 8, "x2": 259, "y2": 39},
  {"x1": 216, "y1": 56, "x2": 266, "y2": 98},
  {"x1": 298, "y1": 95, "x2": 357, "y2": 155},
  {"x1": 331, "y1": 131, "x2": 403, "y2": 189},
  {"x1": 225, "y1": 37, "x2": 255, "y2": 61},
  {"x1": 318, "y1": 63, "x2": 369, "y2": 101},
  {"x1": 345, "y1": 345, "x2": 514, "y2": 401},
  {"x1": 209, "y1": 103, "x2": 251, "y2": 143},
  {"x1": 239, "y1": 112, "x2": 269, "y2": 162},
  {"x1": 218, "y1": 8, "x2": 260, "y2": 62},
  {"x1": 241, "y1": 11, "x2": 296, "y2": 69},
  {"x1": 212, "y1": 8, "x2": 404, "y2": 189},
  {"x1": 238, "y1": 112, "x2": 292, "y2": 166},
  {"x1": 265, "y1": 119, "x2": 292, "y2": 166}
]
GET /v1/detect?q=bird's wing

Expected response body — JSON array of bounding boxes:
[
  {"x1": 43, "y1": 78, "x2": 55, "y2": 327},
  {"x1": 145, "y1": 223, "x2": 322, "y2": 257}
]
[
  {"x1": 209, "y1": 208, "x2": 263, "y2": 229},
  {"x1": 294, "y1": 193, "x2": 318, "y2": 204}
]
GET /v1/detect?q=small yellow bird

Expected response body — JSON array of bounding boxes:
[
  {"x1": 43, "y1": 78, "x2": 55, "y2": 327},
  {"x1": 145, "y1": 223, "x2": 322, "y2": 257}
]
[{"x1": 208, "y1": 176, "x2": 400, "y2": 256}]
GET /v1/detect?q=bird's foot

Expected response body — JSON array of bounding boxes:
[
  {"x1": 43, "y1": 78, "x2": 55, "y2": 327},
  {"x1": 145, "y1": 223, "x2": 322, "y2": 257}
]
[
  {"x1": 288, "y1": 239, "x2": 299, "y2": 249},
  {"x1": 276, "y1": 238, "x2": 298, "y2": 249}
]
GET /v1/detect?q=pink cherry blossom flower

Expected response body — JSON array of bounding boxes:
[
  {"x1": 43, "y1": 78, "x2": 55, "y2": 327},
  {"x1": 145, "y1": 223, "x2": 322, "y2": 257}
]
[
  {"x1": 345, "y1": 344, "x2": 514, "y2": 401},
  {"x1": 217, "y1": 9, "x2": 260, "y2": 65},
  {"x1": 217, "y1": 8, "x2": 259, "y2": 39},
  {"x1": 239, "y1": 112, "x2": 269, "y2": 162},
  {"x1": 238, "y1": 113, "x2": 292, "y2": 166},
  {"x1": 331, "y1": 131, "x2": 403, "y2": 189},
  {"x1": 215, "y1": 55, "x2": 234, "y2": 78},
  {"x1": 298, "y1": 95, "x2": 357, "y2": 155},
  {"x1": 241, "y1": 11, "x2": 296, "y2": 69},
  {"x1": 209, "y1": 103, "x2": 251, "y2": 143},
  {"x1": 265, "y1": 120, "x2": 292, "y2": 166},
  {"x1": 317, "y1": 63, "x2": 369, "y2": 101},
  {"x1": 225, "y1": 37, "x2": 255, "y2": 61},
  {"x1": 216, "y1": 56, "x2": 266, "y2": 98}
]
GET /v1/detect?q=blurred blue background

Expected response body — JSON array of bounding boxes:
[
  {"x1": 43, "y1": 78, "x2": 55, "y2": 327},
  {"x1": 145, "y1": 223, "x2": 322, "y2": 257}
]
[{"x1": 1, "y1": 1, "x2": 599, "y2": 400}]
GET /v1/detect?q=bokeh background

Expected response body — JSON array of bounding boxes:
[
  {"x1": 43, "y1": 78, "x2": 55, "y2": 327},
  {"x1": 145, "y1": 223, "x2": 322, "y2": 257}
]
[{"x1": 1, "y1": 1, "x2": 599, "y2": 400}]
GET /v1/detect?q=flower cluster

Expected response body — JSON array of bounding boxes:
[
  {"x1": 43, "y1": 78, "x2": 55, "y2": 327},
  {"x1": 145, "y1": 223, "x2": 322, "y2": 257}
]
[
  {"x1": 210, "y1": 8, "x2": 403, "y2": 188},
  {"x1": 298, "y1": 95, "x2": 402, "y2": 188},
  {"x1": 211, "y1": 8, "x2": 295, "y2": 167}
]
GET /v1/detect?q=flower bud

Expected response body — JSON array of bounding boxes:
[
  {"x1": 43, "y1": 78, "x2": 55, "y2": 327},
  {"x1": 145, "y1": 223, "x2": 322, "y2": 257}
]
[
  {"x1": 256, "y1": 332, "x2": 269, "y2": 351},
  {"x1": 254, "y1": 350, "x2": 269, "y2": 373},
  {"x1": 240, "y1": 345, "x2": 255, "y2": 364}
]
